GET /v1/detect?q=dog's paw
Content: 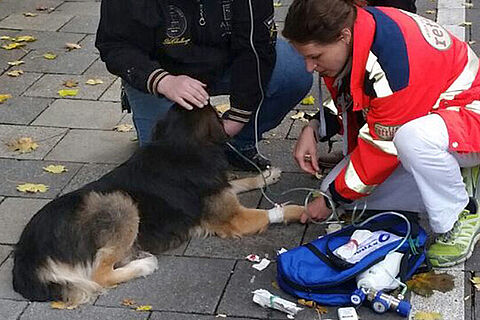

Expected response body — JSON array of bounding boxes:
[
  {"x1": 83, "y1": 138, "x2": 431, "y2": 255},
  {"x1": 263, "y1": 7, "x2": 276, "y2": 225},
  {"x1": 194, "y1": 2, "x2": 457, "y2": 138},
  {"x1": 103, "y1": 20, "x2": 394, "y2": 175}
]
[
  {"x1": 263, "y1": 167, "x2": 282, "y2": 186},
  {"x1": 129, "y1": 255, "x2": 158, "y2": 277},
  {"x1": 283, "y1": 205, "x2": 305, "y2": 223}
]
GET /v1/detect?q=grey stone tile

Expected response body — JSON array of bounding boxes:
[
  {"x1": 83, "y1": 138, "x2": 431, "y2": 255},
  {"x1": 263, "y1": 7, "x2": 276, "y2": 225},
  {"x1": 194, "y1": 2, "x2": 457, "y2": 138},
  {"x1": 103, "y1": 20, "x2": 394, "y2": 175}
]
[
  {"x1": 0, "y1": 72, "x2": 43, "y2": 96},
  {"x1": 0, "y1": 245, "x2": 12, "y2": 264},
  {"x1": 56, "y1": 1, "x2": 101, "y2": 16},
  {"x1": 475, "y1": 271, "x2": 480, "y2": 320},
  {"x1": 287, "y1": 115, "x2": 316, "y2": 139},
  {"x1": 437, "y1": 9, "x2": 465, "y2": 25},
  {"x1": 0, "y1": 299, "x2": 27, "y2": 320},
  {"x1": 151, "y1": 313, "x2": 250, "y2": 320},
  {"x1": 263, "y1": 110, "x2": 294, "y2": 140},
  {"x1": 96, "y1": 256, "x2": 234, "y2": 314},
  {"x1": 45, "y1": 129, "x2": 137, "y2": 164},
  {"x1": 237, "y1": 189, "x2": 262, "y2": 208},
  {"x1": 302, "y1": 222, "x2": 327, "y2": 244},
  {"x1": 99, "y1": 77, "x2": 121, "y2": 102},
  {"x1": 0, "y1": 158, "x2": 82, "y2": 199},
  {"x1": 83, "y1": 59, "x2": 115, "y2": 79},
  {"x1": 464, "y1": 271, "x2": 473, "y2": 320},
  {"x1": 16, "y1": 31, "x2": 84, "y2": 52},
  {"x1": 20, "y1": 303, "x2": 148, "y2": 320},
  {"x1": 60, "y1": 163, "x2": 116, "y2": 194},
  {"x1": 0, "y1": 258, "x2": 25, "y2": 300},
  {"x1": 0, "y1": 96, "x2": 52, "y2": 125},
  {"x1": 78, "y1": 34, "x2": 98, "y2": 54},
  {"x1": 1, "y1": 0, "x2": 63, "y2": 10},
  {"x1": 255, "y1": 139, "x2": 301, "y2": 173},
  {"x1": 32, "y1": 100, "x2": 124, "y2": 129},
  {"x1": 0, "y1": 30, "x2": 27, "y2": 72},
  {"x1": 0, "y1": 13, "x2": 74, "y2": 32},
  {"x1": 59, "y1": 15, "x2": 99, "y2": 34},
  {"x1": 185, "y1": 223, "x2": 305, "y2": 259},
  {"x1": 465, "y1": 246, "x2": 480, "y2": 271},
  {"x1": 24, "y1": 74, "x2": 115, "y2": 100},
  {"x1": 20, "y1": 50, "x2": 97, "y2": 74},
  {"x1": 0, "y1": 125, "x2": 67, "y2": 160},
  {"x1": 274, "y1": 5, "x2": 288, "y2": 22},
  {"x1": 469, "y1": 9, "x2": 480, "y2": 39}
]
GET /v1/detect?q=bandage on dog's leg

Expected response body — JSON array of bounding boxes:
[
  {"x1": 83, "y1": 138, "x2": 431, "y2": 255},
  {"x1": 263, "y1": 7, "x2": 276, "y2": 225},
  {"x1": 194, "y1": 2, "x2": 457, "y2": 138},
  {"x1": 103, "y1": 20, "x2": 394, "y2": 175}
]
[{"x1": 268, "y1": 205, "x2": 285, "y2": 224}]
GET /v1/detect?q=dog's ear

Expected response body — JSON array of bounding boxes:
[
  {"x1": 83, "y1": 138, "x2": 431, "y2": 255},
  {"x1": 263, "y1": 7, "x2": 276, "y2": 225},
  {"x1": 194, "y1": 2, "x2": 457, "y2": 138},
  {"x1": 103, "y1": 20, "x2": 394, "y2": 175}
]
[{"x1": 192, "y1": 105, "x2": 228, "y2": 144}]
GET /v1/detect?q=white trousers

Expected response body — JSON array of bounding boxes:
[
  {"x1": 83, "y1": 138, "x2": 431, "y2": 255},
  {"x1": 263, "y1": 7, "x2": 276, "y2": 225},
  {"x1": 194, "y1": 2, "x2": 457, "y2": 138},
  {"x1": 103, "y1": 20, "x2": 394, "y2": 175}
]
[{"x1": 321, "y1": 114, "x2": 480, "y2": 233}]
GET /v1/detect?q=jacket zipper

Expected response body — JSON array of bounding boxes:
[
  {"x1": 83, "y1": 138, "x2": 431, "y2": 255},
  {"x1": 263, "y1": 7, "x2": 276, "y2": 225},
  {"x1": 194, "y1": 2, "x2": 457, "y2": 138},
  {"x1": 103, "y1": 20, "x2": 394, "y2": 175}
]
[{"x1": 197, "y1": 0, "x2": 206, "y2": 26}]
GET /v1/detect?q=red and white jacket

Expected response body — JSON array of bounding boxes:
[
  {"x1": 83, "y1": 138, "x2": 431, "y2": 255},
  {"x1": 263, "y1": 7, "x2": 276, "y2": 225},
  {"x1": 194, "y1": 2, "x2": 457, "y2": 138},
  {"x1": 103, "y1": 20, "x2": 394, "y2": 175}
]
[{"x1": 324, "y1": 6, "x2": 480, "y2": 204}]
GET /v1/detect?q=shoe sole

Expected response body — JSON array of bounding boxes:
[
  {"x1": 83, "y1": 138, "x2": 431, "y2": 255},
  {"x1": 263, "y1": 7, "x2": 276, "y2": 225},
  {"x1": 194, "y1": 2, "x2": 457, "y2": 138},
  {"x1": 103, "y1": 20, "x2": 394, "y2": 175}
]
[{"x1": 430, "y1": 231, "x2": 480, "y2": 268}]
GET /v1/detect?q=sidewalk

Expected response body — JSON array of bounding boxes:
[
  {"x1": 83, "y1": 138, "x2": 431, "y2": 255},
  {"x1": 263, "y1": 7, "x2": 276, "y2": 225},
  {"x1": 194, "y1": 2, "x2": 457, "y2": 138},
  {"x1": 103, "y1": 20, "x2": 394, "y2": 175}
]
[{"x1": 0, "y1": 0, "x2": 479, "y2": 319}]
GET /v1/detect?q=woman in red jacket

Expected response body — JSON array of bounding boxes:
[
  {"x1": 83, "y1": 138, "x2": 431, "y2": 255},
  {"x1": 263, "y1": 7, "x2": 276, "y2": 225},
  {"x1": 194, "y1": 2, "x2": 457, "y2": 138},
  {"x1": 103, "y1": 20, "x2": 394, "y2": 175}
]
[{"x1": 283, "y1": 0, "x2": 480, "y2": 267}]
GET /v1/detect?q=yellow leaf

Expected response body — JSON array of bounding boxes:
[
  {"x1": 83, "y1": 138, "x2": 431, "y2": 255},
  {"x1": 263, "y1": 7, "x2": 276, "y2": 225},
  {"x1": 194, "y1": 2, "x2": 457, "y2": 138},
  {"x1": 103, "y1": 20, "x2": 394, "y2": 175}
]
[
  {"x1": 14, "y1": 35, "x2": 36, "y2": 42},
  {"x1": 459, "y1": 21, "x2": 472, "y2": 27},
  {"x1": 63, "y1": 80, "x2": 78, "y2": 88},
  {"x1": 7, "y1": 60, "x2": 25, "y2": 66},
  {"x1": 65, "y1": 42, "x2": 81, "y2": 50},
  {"x1": 291, "y1": 111, "x2": 305, "y2": 120},
  {"x1": 273, "y1": 1, "x2": 282, "y2": 7},
  {"x1": 113, "y1": 123, "x2": 134, "y2": 132},
  {"x1": 58, "y1": 89, "x2": 78, "y2": 97},
  {"x1": 23, "y1": 12, "x2": 38, "y2": 17},
  {"x1": 425, "y1": 10, "x2": 435, "y2": 14},
  {"x1": 17, "y1": 183, "x2": 48, "y2": 193},
  {"x1": 414, "y1": 311, "x2": 443, "y2": 320},
  {"x1": 85, "y1": 78, "x2": 104, "y2": 85},
  {"x1": 121, "y1": 298, "x2": 137, "y2": 307},
  {"x1": 0, "y1": 94, "x2": 12, "y2": 104},
  {"x1": 50, "y1": 301, "x2": 77, "y2": 310},
  {"x1": 407, "y1": 271, "x2": 455, "y2": 297},
  {"x1": 301, "y1": 95, "x2": 315, "y2": 105},
  {"x1": 1, "y1": 36, "x2": 14, "y2": 40},
  {"x1": 2, "y1": 42, "x2": 25, "y2": 50},
  {"x1": 7, "y1": 137, "x2": 38, "y2": 153},
  {"x1": 135, "y1": 305, "x2": 152, "y2": 311},
  {"x1": 470, "y1": 276, "x2": 480, "y2": 291},
  {"x1": 6, "y1": 70, "x2": 23, "y2": 77},
  {"x1": 43, "y1": 165, "x2": 68, "y2": 174},
  {"x1": 43, "y1": 52, "x2": 57, "y2": 60},
  {"x1": 214, "y1": 103, "x2": 230, "y2": 115}
]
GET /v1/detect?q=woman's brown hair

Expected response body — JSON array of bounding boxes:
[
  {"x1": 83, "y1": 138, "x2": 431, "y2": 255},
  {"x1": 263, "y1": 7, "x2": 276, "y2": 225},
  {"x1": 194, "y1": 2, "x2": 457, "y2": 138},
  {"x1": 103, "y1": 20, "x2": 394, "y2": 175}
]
[{"x1": 283, "y1": 0, "x2": 363, "y2": 44}]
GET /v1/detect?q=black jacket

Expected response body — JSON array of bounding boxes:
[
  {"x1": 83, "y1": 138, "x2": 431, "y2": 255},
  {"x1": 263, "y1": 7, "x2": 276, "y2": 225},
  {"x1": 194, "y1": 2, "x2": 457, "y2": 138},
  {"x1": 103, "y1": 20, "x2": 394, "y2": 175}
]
[{"x1": 96, "y1": 0, "x2": 277, "y2": 123}]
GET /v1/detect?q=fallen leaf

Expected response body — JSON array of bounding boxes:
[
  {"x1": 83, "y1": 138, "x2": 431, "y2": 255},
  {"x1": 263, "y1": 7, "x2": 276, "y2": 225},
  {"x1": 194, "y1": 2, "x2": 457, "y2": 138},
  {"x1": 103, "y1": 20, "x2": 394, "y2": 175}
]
[
  {"x1": 63, "y1": 80, "x2": 78, "y2": 88},
  {"x1": 0, "y1": 94, "x2": 13, "y2": 104},
  {"x1": 301, "y1": 95, "x2": 315, "y2": 105},
  {"x1": 469, "y1": 40, "x2": 477, "y2": 45},
  {"x1": 7, "y1": 60, "x2": 25, "y2": 66},
  {"x1": 135, "y1": 305, "x2": 152, "y2": 311},
  {"x1": 2, "y1": 42, "x2": 25, "y2": 50},
  {"x1": 214, "y1": 103, "x2": 230, "y2": 114},
  {"x1": 14, "y1": 35, "x2": 36, "y2": 42},
  {"x1": 216, "y1": 314, "x2": 227, "y2": 318},
  {"x1": 113, "y1": 124, "x2": 134, "y2": 132},
  {"x1": 463, "y1": 3, "x2": 474, "y2": 8},
  {"x1": 121, "y1": 298, "x2": 137, "y2": 307},
  {"x1": 0, "y1": 36, "x2": 13, "y2": 40},
  {"x1": 7, "y1": 137, "x2": 38, "y2": 153},
  {"x1": 6, "y1": 70, "x2": 24, "y2": 77},
  {"x1": 85, "y1": 78, "x2": 104, "y2": 85},
  {"x1": 407, "y1": 271, "x2": 454, "y2": 297},
  {"x1": 36, "y1": 5, "x2": 49, "y2": 11},
  {"x1": 50, "y1": 301, "x2": 76, "y2": 310},
  {"x1": 470, "y1": 277, "x2": 480, "y2": 291},
  {"x1": 58, "y1": 89, "x2": 78, "y2": 97},
  {"x1": 414, "y1": 311, "x2": 443, "y2": 320},
  {"x1": 65, "y1": 42, "x2": 81, "y2": 50},
  {"x1": 315, "y1": 305, "x2": 328, "y2": 314},
  {"x1": 17, "y1": 183, "x2": 48, "y2": 193},
  {"x1": 271, "y1": 281, "x2": 279, "y2": 290},
  {"x1": 274, "y1": 1, "x2": 282, "y2": 7},
  {"x1": 291, "y1": 111, "x2": 305, "y2": 120},
  {"x1": 43, "y1": 52, "x2": 57, "y2": 60},
  {"x1": 23, "y1": 12, "x2": 38, "y2": 17},
  {"x1": 43, "y1": 165, "x2": 68, "y2": 174},
  {"x1": 297, "y1": 299, "x2": 328, "y2": 314},
  {"x1": 425, "y1": 10, "x2": 435, "y2": 14},
  {"x1": 459, "y1": 21, "x2": 472, "y2": 27}
]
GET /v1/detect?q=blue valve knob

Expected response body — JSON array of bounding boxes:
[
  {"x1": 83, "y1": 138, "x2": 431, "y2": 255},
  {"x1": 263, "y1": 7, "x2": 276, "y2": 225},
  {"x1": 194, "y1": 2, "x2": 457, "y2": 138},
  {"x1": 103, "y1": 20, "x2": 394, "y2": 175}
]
[
  {"x1": 372, "y1": 294, "x2": 389, "y2": 314},
  {"x1": 396, "y1": 300, "x2": 411, "y2": 317},
  {"x1": 351, "y1": 288, "x2": 365, "y2": 306}
]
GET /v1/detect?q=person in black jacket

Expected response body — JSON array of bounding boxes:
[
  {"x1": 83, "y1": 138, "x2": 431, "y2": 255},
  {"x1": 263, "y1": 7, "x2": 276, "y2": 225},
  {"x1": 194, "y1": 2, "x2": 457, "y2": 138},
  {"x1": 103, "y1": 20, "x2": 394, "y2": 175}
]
[{"x1": 96, "y1": 0, "x2": 313, "y2": 170}]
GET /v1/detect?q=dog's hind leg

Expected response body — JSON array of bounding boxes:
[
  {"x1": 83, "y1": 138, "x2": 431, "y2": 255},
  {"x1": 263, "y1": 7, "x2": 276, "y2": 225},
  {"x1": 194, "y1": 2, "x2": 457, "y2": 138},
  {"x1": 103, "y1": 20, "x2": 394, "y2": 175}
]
[{"x1": 229, "y1": 167, "x2": 282, "y2": 194}]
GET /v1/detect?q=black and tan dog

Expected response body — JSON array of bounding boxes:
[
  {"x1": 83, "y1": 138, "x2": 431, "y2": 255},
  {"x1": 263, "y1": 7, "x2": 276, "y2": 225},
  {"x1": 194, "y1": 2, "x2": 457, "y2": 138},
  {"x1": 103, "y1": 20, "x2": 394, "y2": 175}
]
[{"x1": 13, "y1": 104, "x2": 304, "y2": 306}]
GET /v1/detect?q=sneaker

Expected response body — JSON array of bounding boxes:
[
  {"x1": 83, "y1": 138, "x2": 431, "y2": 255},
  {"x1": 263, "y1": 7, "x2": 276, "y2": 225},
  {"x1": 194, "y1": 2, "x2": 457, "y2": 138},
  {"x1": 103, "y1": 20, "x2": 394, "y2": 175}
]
[
  {"x1": 224, "y1": 146, "x2": 271, "y2": 171},
  {"x1": 427, "y1": 198, "x2": 480, "y2": 267}
]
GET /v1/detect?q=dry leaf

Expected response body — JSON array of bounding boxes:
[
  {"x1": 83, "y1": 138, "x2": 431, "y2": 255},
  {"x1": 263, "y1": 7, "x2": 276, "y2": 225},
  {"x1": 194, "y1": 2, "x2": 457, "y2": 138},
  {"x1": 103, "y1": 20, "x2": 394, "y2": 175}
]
[
  {"x1": 301, "y1": 95, "x2": 315, "y2": 105},
  {"x1": 6, "y1": 70, "x2": 23, "y2": 77},
  {"x1": 463, "y1": 3, "x2": 474, "y2": 8},
  {"x1": 470, "y1": 277, "x2": 480, "y2": 291},
  {"x1": 36, "y1": 5, "x2": 49, "y2": 11},
  {"x1": 7, "y1": 137, "x2": 38, "y2": 153},
  {"x1": 121, "y1": 298, "x2": 137, "y2": 307},
  {"x1": 14, "y1": 35, "x2": 36, "y2": 42},
  {"x1": 2, "y1": 42, "x2": 25, "y2": 50},
  {"x1": 50, "y1": 301, "x2": 76, "y2": 310},
  {"x1": 7, "y1": 60, "x2": 25, "y2": 66},
  {"x1": 65, "y1": 42, "x2": 81, "y2": 50},
  {"x1": 425, "y1": 10, "x2": 435, "y2": 14},
  {"x1": 469, "y1": 40, "x2": 477, "y2": 45},
  {"x1": 113, "y1": 124, "x2": 134, "y2": 132},
  {"x1": 459, "y1": 21, "x2": 472, "y2": 27},
  {"x1": 43, "y1": 165, "x2": 68, "y2": 174},
  {"x1": 407, "y1": 271, "x2": 454, "y2": 297},
  {"x1": 58, "y1": 89, "x2": 78, "y2": 97},
  {"x1": 0, "y1": 36, "x2": 13, "y2": 40},
  {"x1": 85, "y1": 78, "x2": 104, "y2": 85},
  {"x1": 135, "y1": 305, "x2": 152, "y2": 311},
  {"x1": 0, "y1": 94, "x2": 13, "y2": 104},
  {"x1": 315, "y1": 305, "x2": 328, "y2": 314},
  {"x1": 43, "y1": 52, "x2": 57, "y2": 60},
  {"x1": 274, "y1": 1, "x2": 282, "y2": 7},
  {"x1": 291, "y1": 111, "x2": 305, "y2": 120},
  {"x1": 414, "y1": 311, "x2": 443, "y2": 320},
  {"x1": 297, "y1": 299, "x2": 328, "y2": 314},
  {"x1": 63, "y1": 80, "x2": 78, "y2": 88},
  {"x1": 17, "y1": 183, "x2": 48, "y2": 193},
  {"x1": 214, "y1": 103, "x2": 230, "y2": 114},
  {"x1": 23, "y1": 12, "x2": 38, "y2": 17}
]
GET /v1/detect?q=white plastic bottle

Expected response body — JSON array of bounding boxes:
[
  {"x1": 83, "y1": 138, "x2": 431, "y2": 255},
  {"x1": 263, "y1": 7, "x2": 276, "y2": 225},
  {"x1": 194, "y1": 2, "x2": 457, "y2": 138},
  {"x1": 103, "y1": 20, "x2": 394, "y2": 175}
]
[{"x1": 356, "y1": 252, "x2": 404, "y2": 291}]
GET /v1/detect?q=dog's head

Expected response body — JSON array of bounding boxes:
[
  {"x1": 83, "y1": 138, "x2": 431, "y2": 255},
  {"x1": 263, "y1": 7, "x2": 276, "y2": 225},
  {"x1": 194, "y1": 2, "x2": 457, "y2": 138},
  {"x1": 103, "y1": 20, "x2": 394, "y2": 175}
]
[{"x1": 151, "y1": 103, "x2": 228, "y2": 146}]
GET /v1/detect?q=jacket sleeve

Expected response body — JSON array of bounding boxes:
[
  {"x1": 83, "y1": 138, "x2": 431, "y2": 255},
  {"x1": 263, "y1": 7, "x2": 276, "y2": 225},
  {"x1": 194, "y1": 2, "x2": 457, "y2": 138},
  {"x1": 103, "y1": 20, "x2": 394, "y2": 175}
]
[
  {"x1": 95, "y1": 0, "x2": 166, "y2": 94},
  {"x1": 225, "y1": 0, "x2": 277, "y2": 123}
]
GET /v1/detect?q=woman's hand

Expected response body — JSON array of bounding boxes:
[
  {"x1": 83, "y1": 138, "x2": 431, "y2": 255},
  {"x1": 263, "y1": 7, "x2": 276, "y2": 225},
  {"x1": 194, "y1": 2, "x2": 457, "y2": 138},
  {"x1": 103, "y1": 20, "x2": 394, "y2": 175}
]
[
  {"x1": 223, "y1": 119, "x2": 245, "y2": 137},
  {"x1": 294, "y1": 125, "x2": 320, "y2": 175},
  {"x1": 301, "y1": 195, "x2": 332, "y2": 223},
  {"x1": 157, "y1": 75, "x2": 209, "y2": 110}
]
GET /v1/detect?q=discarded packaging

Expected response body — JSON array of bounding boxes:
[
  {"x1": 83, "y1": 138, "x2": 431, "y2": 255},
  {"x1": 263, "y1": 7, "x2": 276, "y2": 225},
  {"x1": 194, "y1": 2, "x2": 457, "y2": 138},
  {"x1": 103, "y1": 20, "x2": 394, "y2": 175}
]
[
  {"x1": 252, "y1": 289, "x2": 303, "y2": 316},
  {"x1": 245, "y1": 254, "x2": 261, "y2": 263},
  {"x1": 252, "y1": 258, "x2": 271, "y2": 271}
]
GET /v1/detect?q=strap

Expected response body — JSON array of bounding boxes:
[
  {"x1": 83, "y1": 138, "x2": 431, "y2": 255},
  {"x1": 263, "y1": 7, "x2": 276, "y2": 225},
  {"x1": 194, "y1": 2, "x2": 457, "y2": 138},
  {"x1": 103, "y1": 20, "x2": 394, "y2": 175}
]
[{"x1": 305, "y1": 243, "x2": 345, "y2": 269}]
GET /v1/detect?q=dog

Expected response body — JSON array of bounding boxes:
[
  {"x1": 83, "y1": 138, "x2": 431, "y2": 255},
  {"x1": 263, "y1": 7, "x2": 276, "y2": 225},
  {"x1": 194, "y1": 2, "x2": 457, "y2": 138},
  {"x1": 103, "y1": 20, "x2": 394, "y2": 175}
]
[{"x1": 12, "y1": 104, "x2": 304, "y2": 307}]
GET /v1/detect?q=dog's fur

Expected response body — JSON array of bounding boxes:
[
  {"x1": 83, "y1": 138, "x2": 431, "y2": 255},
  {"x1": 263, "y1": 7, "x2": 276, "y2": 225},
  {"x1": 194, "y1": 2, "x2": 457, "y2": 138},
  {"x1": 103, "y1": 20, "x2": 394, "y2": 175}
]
[{"x1": 13, "y1": 104, "x2": 304, "y2": 306}]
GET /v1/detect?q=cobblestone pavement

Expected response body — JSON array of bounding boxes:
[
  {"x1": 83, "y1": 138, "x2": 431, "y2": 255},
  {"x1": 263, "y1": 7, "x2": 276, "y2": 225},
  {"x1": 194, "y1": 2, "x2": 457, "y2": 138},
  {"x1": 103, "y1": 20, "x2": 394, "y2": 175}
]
[{"x1": 0, "y1": 0, "x2": 479, "y2": 319}]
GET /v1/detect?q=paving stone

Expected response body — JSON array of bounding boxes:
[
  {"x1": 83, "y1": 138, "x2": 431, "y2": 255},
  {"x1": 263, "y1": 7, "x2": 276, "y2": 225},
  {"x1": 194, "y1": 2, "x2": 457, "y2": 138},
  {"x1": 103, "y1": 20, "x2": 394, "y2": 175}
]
[
  {"x1": 475, "y1": 271, "x2": 480, "y2": 320},
  {"x1": 32, "y1": 100, "x2": 124, "y2": 129},
  {"x1": 83, "y1": 59, "x2": 115, "y2": 80},
  {"x1": 0, "y1": 258, "x2": 25, "y2": 300},
  {"x1": 45, "y1": 129, "x2": 137, "y2": 164},
  {"x1": 287, "y1": 116, "x2": 316, "y2": 139},
  {"x1": 0, "y1": 96, "x2": 52, "y2": 125},
  {"x1": 56, "y1": 1, "x2": 100, "y2": 16},
  {"x1": 0, "y1": 246, "x2": 12, "y2": 264},
  {"x1": 0, "y1": 13, "x2": 74, "y2": 32},
  {"x1": 99, "y1": 77, "x2": 121, "y2": 102},
  {"x1": 264, "y1": 110, "x2": 294, "y2": 140},
  {"x1": 464, "y1": 271, "x2": 474, "y2": 320},
  {"x1": 437, "y1": 0, "x2": 465, "y2": 9},
  {"x1": 17, "y1": 31, "x2": 84, "y2": 52},
  {"x1": 60, "y1": 15, "x2": 99, "y2": 34},
  {"x1": 24, "y1": 74, "x2": 115, "y2": 100},
  {"x1": 78, "y1": 34, "x2": 98, "y2": 54},
  {"x1": 237, "y1": 189, "x2": 262, "y2": 208},
  {"x1": 469, "y1": 9, "x2": 480, "y2": 39},
  {"x1": 0, "y1": 125, "x2": 67, "y2": 160},
  {"x1": 96, "y1": 256, "x2": 234, "y2": 314},
  {"x1": 0, "y1": 72, "x2": 43, "y2": 97},
  {"x1": 437, "y1": 8, "x2": 465, "y2": 25},
  {"x1": 20, "y1": 303, "x2": 148, "y2": 320},
  {"x1": 0, "y1": 30, "x2": 28, "y2": 73},
  {"x1": 0, "y1": 299, "x2": 27, "y2": 320},
  {"x1": 0, "y1": 158, "x2": 82, "y2": 199},
  {"x1": 20, "y1": 50, "x2": 97, "y2": 74},
  {"x1": 465, "y1": 246, "x2": 480, "y2": 271},
  {"x1": 444, "y1": 25, "x2": 467, "y2": 41},
  {"x1": 60, "y1": 163, "x2": 116, "y2": 194},
  {"x1": 255, "y1": 139, "x2": 301, "y2": 173},
  {"x1": 185, "y1": 222, "x2": 305, "y2": 259},
  {"x1": 150, "y1": 313, "x2": 249, "y2": 320},
  {"x1": 273, "y1": 5, "x2": 288, "y2": 22}
]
